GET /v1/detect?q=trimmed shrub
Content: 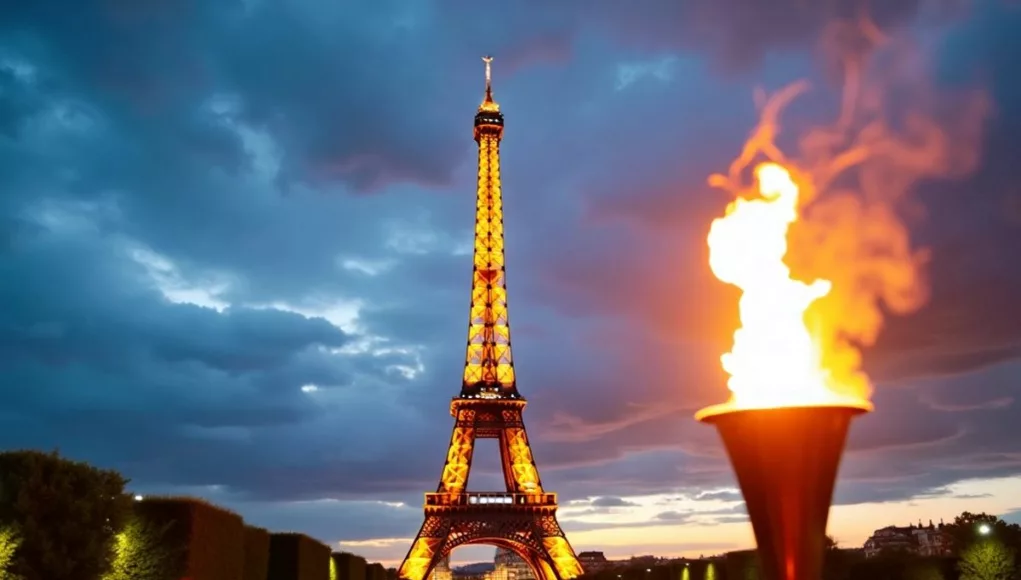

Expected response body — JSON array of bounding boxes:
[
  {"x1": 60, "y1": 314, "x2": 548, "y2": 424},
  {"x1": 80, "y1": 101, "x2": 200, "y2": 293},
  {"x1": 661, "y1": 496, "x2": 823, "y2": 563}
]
[
  {"x1": 134, "y1": 496, "x2": 246, "y2": 580},
  {"x1": 268, "y1": 533, "x2": 330, "y2": 580},
  {"x1": 621, "y1": 567, "x2": 645, "y2": 580},
  {"x1": 105, "y1": 508, "x2": 181, "y2": 580},
  {"x1": 332, "y1": 552, "x2": 367, "y2": 580},
  {"x1": 0, "y1": 450, "x2": 132, "y2": 580},
  {"x1": 244, "y1": 526, "x2": 272, "y2": 580},
  {"x1": 367, "y1": 562, "x2": 387, "y2": 580},
  {"x1": 724, "y1": 550, "x2": 761, "y2": 580}
]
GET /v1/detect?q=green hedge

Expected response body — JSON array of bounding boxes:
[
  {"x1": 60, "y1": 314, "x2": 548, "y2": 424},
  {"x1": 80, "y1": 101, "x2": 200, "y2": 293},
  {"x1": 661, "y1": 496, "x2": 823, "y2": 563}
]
[
  {"x1": 268, "y1": 532, "x2": 331, "y2": 580},
  {"x1": 576, "y1": 560, "x2": 728, "y2": 580},
  {"x1": 332, "y1": 552, "x2": 367, "y2": 580},
  {"x1": 106, "y1": 506, "x2": 181, "y2": 580},
  {"x1": 723, "y1": 550, "x2": 760, "y2": 580},
  {"x1": 134, "y1": 496, "x2": 246, "y2": 580},
  {"x1": 244, "y1": 525, "x2": 271, "y2": 580},
  {"x1": 367, "y1": 562, "x2": 387, "y2": 580},
  {"x1": 844, "y1": 554, "x2": 958, "y2": 580}
]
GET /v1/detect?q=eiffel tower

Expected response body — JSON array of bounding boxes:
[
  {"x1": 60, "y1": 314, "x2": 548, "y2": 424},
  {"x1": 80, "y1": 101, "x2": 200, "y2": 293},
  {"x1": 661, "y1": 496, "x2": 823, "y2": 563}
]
[{"x1": 397, "y1": 57, "x2": 583, "y2": 580}]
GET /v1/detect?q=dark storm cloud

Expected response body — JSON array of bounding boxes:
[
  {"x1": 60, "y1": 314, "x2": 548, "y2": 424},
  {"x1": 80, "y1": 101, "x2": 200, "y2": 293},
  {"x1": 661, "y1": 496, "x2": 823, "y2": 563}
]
[
  {"x1": 0, "y1": 211, "x2": 445, "y2": 498},
  {"x1": 590, "y1": 496, "x2": 639, "y2": 508},
  {"x1": 442, "y1": 0, "x2": 963, "y2": 70},
  {"x1": 655, "y1": 511, "x2": 693, "y2": 522},
  {"x1": 0, "y1": 0, "x2": 471, "y2": 191},
  {"x1": 2, "y1": 0, "x2": 1020, "y2": 554},
  {"x1": 696, "y1": 490, "x2": 743, "y2": 502}
]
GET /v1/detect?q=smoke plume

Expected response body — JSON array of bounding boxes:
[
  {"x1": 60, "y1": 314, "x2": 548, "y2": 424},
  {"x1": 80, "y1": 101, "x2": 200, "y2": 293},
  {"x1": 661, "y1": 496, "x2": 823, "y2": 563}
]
[{"x1": 707, "y1": 16, "x2": 990, "y2": 400}]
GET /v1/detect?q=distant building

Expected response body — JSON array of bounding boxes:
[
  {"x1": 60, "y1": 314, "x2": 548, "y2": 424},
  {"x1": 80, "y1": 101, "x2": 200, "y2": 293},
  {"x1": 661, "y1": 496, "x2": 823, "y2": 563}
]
[
  {"x1": 912, "y1": 522, "x2": 953, "y2": 557},
  {"x1": 483, "y1": 548, "x2": 534, "y2": 580},
  {"x1": 625, "y1": 556, "x2": 660, "y2": 568},
  {"x1": 863, "y1": 521, "x2": 952, "y2": 558},
  {"x1": 578, "y1": 551, "x2": 610, "y2": 573},
  {"x1": 429, "y1": 555, "x2": 453, "y2": 580}
]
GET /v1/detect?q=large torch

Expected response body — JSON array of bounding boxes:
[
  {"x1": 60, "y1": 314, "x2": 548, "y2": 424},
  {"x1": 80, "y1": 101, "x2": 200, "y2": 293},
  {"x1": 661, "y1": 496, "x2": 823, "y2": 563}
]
[{"x1": 697, "y1": 162, "x2": 873, "y2": 580}]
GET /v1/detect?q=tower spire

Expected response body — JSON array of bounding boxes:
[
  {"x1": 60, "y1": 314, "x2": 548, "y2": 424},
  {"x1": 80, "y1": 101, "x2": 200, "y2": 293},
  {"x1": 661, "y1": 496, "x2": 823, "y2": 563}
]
[
  {"x1": 464, "y1": 55, "x2": 511, "y2": 398},
  {"x1": 480, "y1": 55, "x2": 499, "y2": 112}
]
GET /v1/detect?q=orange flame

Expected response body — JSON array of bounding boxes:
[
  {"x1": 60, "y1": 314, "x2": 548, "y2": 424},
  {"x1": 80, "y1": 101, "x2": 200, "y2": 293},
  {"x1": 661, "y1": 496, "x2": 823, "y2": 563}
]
[
  {"x1": 695, "y1": 19, "x2": 987, "y2": 420},
  {"x1": 701, "y1": 161, "x2": 868, "y2": 416}
]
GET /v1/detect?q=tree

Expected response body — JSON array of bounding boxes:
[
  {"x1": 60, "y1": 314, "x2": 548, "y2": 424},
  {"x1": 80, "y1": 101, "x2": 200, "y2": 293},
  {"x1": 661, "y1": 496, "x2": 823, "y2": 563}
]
[
  {"x1": 946, "y1": 513, "x2": 1021, "y2": 553},
  {"x1": 0, "y1": 526, "x2": 22, "y2": 580},
  {"x1": 825, "y1": 535, "x2": 839, "y2": 550},
  {"x1": 823, "y1": 534, "x2": 861, "y2": 580},
  {"x1": 0, "y1": 450, "x2": 133, "y2": 580},
  {"x1": 958, "y1": 540, "x2": 1017, "y2": 580}
]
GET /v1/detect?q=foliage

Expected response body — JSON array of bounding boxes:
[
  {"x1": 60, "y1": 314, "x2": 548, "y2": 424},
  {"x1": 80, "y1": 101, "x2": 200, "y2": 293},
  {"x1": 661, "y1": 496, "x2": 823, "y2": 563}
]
[
  {"x1": 332, "y1": 552, "x2": 368, "y2": 580},
  {"x1": 242, "y1": 525, "x2": 270, "y2": 580},
  {"x1": 723, "y1": 550, "x2": 761, "y2": 580},
  {"x1": 947, "y1": 513, "x2": 1021, "y2": 553},
  {"x1": 104, "y1": 513, "x2": 179, "y2": 580},
  {"x1": 134, "y1": 497, "x2": 245, "y2": 580},
  {"x1": 958, "y1": 540, "x2": 1018, "y2": 580},
  {"x1": 0, "y1": 526, "x2": 22, "y2": 580},
  {"x1": 0, "y1": 450, "x2": 132, "y2": 580},
  {"x1": 268, "y1": 533, "x2": 330, "y2": 580},
  {"x1": 368, "y1": 562, "x2": 387, "y2": 580},
  {"x1": 903, "y1": 559, "x2": 948, "y2": 580}
]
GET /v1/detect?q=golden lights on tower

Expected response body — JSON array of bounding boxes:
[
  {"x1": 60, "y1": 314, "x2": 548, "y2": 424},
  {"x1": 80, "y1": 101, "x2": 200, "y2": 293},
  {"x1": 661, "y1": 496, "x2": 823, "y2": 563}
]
[
  {"x1": 398, "y1": 56, "x2": 582, "y2": 580},
  {"x1": 464, "y1": 55, "x2": 514, "y2": 394}
]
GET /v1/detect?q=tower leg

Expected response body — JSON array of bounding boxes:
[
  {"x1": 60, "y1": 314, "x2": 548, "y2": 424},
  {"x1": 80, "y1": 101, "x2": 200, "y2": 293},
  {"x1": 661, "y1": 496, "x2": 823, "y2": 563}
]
[
  {"x1": 438, "y1": 407, "x2": 477, "y2": 494},
  {"x1": 398, "y1": 516, "x2": 451, "y2": 580},
  {"x1": 498, "y1": 413, "x2": 542, "y2": 493},
  {"x1": 540, "y1": 535, "x2": 584, "y2": 580}
]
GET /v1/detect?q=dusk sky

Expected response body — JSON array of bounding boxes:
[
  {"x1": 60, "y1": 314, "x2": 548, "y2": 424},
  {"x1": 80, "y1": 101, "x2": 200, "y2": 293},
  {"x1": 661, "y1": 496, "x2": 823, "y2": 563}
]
[{"x1": 2, "y1": 0, "x2": 1020, "y2": 568}]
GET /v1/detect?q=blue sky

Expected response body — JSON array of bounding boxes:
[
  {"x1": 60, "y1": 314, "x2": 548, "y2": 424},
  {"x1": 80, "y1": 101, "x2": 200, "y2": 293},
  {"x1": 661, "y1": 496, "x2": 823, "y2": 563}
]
[{"x1": 1, "y1": 0, "x2": 1020, "y2": 567}]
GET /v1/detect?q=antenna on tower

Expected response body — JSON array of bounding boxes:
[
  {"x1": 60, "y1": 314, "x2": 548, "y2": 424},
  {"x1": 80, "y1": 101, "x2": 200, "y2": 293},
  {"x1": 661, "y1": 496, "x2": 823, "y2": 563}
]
[
  {"x1": 482, "y1": 55, "x2": 494, "y2": 102},
  {"x1": 483, "y1": 56, "x2": 493, "y2": 88},
  {"x1": 478, "y1": 55, "x2": 500, "y2": 113}
]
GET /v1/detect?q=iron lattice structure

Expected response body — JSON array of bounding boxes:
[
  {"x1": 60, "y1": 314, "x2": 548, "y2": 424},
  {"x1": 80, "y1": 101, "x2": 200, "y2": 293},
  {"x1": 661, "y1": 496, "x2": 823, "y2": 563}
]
[{"x1": 398, "y1": 57, "x2": 583, "y2": 580}]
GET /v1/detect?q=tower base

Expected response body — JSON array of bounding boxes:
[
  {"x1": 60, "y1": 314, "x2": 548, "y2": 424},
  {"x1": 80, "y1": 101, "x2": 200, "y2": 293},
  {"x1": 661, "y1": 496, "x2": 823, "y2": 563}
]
[{"x1": 399, "y1": 492, "x2": 582, "y2": 580}]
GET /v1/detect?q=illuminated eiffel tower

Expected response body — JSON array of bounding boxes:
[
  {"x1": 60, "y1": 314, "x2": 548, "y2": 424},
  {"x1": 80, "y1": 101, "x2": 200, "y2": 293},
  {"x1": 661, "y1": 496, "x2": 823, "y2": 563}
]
[{"x1": 397, "y1": 57, "x2": 583, "y2": 580}]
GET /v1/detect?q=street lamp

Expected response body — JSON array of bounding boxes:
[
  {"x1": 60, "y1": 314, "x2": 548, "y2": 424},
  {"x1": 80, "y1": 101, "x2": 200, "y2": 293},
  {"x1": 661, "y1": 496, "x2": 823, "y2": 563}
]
[{"x1": 978, "y1": 523, "x2": 991, "y2": 536}]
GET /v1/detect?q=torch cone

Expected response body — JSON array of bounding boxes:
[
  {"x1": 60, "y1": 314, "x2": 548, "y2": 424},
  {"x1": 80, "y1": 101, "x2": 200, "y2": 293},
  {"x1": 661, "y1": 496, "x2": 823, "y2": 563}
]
[{"x1": 698, "y1": 405, "x2": 867, "y2": 580}]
